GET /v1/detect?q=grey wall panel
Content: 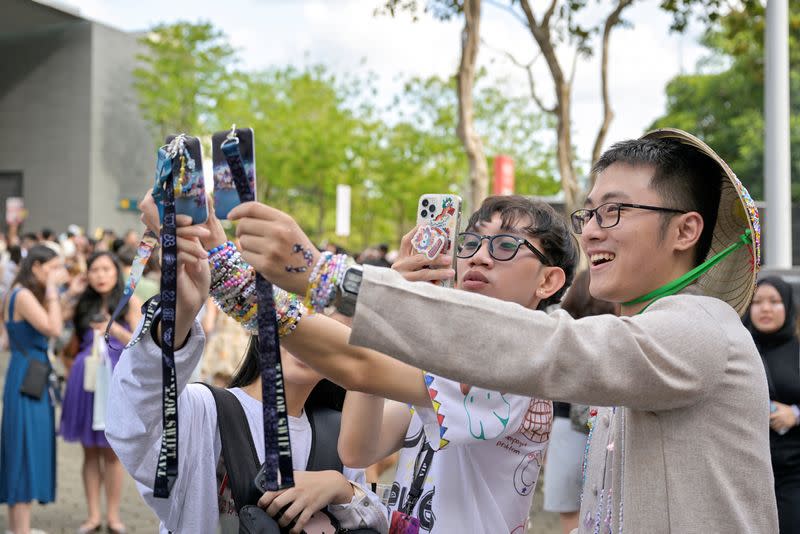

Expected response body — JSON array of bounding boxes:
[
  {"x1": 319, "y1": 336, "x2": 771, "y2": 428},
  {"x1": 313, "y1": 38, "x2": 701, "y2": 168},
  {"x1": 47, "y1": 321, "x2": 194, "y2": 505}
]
[
  {"x1": 89, "y1": 23, "x2": 151, "y2": 234},
  {"x1": 0, "y1": 20, "x2": 92, "y2": 234}
]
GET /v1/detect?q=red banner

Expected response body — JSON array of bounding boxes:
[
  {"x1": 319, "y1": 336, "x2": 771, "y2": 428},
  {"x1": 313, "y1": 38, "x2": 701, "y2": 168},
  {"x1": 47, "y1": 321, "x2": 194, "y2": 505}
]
[{"x1": 493, "y1": 155, "x2": 515, "y2": 196}]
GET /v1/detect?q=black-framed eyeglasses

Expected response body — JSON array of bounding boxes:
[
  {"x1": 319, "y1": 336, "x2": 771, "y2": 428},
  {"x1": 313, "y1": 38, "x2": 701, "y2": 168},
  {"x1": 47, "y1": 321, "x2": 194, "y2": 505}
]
[
  {"x1": 569, "y1": 202, "x2": 688, "y2": 234},
  {"x1": 456, "y1": 232, "x2": 551, "y2": 265}
]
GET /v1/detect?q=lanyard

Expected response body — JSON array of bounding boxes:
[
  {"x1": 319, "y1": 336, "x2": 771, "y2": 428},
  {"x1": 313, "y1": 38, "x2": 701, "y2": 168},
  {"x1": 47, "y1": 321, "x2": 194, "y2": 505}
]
[
  {"x1": 152, "y1": 138, "x2": 185, "y2": 498},
  {"x1": 221, "y1": 132, "x2": 294, "y2": 490},
  {"x1": 623, "y1": 230, "x2": 753, "y2": 313},
  {"x1": 401, "y1": 440, "x2": 434, "y2": 516},
  {"x1": 104, "y1": 229, "x2": 159, "y2": 348}
]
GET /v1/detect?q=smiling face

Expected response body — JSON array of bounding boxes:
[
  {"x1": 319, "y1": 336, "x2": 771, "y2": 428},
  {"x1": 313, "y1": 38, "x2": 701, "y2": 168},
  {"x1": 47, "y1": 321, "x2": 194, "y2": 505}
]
[
  {"x1": 581, "y1": 162, "x2": 699, "y2": 307},
  {"x1": 87, "y1": 254, "x2": 119, "y2": 296},
  {"x1": 456, "y1": 213, "x2": 553, "y2": 310},
  {"x1": 749, "y1": 283, "x2": 787, "y2": 335}
]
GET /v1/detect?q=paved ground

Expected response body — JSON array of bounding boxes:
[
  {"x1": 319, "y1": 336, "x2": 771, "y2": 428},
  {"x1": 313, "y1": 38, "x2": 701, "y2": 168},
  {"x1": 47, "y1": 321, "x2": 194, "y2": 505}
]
[{"x1": 0, "y1": 349, "x2": 562, "y2": 533}]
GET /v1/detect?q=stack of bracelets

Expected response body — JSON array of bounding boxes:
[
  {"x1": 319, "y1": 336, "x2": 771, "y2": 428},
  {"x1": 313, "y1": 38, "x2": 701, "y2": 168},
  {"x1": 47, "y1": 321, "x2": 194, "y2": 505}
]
[
  {"x1": 305, "y1": 251, "x2": 354, "y2": 314},
  {"x1": 208, "y1": 242, "x2": 355, "y2": 334},
  {"x1": 208, "y1": 241, "x2": 304, "y2": 337}
]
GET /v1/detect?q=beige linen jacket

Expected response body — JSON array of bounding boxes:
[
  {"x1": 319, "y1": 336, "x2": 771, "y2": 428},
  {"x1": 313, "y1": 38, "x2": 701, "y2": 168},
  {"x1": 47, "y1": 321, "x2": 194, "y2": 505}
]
[{"x1": 349, "y1": 267, "x2": 778, "y2": 533}]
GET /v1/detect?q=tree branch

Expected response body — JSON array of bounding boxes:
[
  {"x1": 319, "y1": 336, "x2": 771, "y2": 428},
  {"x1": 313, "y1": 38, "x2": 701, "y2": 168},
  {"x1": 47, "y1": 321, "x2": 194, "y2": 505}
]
[
  {"x1": 568, "y1": 47, "x2": 579, "y2": 86},
  {"x1": 480, "y1": 39, "x2": 555, "y2": 114},
  {"x1": 483, "y1": 0, "x2": 529, "y2": 28},
  {"x1": 590, "y1": 0, "x2": 634, "y2": 174}
]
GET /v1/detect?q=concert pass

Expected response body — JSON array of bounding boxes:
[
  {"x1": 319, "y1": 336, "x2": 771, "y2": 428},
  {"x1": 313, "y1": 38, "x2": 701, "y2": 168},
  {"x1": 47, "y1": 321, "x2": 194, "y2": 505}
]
[{"x1": 390, "y1": 510, "x2": 420, "y2": 534}]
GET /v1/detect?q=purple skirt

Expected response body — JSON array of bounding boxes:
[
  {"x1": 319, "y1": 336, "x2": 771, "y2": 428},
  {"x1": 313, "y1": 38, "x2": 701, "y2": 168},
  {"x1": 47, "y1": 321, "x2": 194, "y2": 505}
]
[{"x1": 59, "y1": 328, "x2": 124, "y2": 448}]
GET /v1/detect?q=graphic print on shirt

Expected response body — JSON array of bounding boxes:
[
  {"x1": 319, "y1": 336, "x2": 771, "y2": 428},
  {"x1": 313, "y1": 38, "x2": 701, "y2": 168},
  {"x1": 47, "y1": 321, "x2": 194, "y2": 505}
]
[
  {"x1": 516, "y1": 398, "x2": 553, "y2": 443},
  {"x1": 513, "y1": 449, "x2": 543, "y2": 496},
  {"x1": 424, "y1": 373, "x2": 450, "y2": 449},
  {"x1": 390, "y1": 430, "x2": 437, "y2": 533},
  {"x1": 460, "y1": 383, "x2": 511, "y2": 440}
]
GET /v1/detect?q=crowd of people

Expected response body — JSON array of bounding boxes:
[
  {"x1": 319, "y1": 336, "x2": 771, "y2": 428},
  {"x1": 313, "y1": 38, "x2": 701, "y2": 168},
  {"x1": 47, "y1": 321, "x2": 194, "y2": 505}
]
[{"x1": 0, "y1": 127, "x2": 798, "y2": 534}]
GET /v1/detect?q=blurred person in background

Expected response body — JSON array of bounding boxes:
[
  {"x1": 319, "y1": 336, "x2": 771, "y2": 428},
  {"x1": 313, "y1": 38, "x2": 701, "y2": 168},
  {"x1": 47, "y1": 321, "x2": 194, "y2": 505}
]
[
  {"x1": 20, "y1": 233, "x2": 38, "y2": 254},
  {"x1": 60, "y1": 252, "x2": 140, "y2": 534},
  {"x1": 744, "y1": 276, "x2": 800, "y2": 533},
  {"x1": 1, "y1": 245, "x2": 66, "y2": 534},
  {"x1": 122, "y1": 230, "x2": 139, "y2": 249},
  {"x1": 542, "y1": 269, "x2": 617, "y2": 534}
]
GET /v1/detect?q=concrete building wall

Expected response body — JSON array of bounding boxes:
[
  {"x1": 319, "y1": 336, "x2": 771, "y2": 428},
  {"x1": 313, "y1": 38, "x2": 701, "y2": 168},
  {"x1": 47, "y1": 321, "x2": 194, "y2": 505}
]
[
  {"x1": 88, "y1": 23, "x2": 152, "y2": 234},
  {"x1": 0, "y1": 19, "x2": 92, "y2": 233}
]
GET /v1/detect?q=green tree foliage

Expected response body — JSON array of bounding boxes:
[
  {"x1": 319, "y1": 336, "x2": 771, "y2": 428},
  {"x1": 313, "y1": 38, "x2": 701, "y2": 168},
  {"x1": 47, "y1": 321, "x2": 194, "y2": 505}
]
[
  {"x1": 133, "y1": 22, "x2": 557, "y2": 251},
  {"x1": 134, "y1": 22, "x2": 237, "y2": 144},
  {"x1": 651, "y1": 2, "x2": 800, "y2": 201}
]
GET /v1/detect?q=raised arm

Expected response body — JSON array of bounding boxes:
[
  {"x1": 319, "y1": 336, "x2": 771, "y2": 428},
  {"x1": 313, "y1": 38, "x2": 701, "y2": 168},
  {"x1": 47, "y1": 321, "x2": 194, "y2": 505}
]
[
  {"x1": 13, "y1": 267, "x2": 66, "y2": 337},
  {"x1": 339, "y1": 393, "x2": 411, "y2": 469}
]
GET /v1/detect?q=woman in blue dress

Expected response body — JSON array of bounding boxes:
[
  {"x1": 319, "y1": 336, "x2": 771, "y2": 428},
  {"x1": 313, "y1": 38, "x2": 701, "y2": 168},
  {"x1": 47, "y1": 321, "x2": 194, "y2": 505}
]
[
  {"x1": 60, "y1": 252, "x2": 140, "y2": 534},
  {"x1": 1, "y1": 245, "x2": 65, "y2": 534}
]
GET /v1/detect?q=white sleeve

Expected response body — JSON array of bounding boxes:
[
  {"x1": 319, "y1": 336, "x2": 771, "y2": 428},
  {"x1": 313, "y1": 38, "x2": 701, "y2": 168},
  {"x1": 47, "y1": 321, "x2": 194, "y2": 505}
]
[
  {"x1": 106, "y1": 317, "x2": 222, "y2": 533},
  {"x1": 327, "y1": 466, "x2": 390, "y2": 533}
]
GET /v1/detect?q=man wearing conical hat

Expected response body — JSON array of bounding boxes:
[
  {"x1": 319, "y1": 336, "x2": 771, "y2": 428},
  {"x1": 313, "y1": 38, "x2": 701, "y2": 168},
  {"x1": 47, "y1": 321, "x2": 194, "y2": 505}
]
[
  {"x1": 345, "y1": 129, "x2": 778, "y2": 532},
  {"x1": 223, "y1": 129, "x2": 778, "y2": 532}
]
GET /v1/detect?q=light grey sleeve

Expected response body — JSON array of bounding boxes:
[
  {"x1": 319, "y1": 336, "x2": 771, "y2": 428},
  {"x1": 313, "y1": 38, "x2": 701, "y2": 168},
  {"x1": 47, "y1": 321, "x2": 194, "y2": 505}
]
[
  {"x1": 349, "y1": 266, "x2": 730, "y2": 411},
  {"x1": 106, "y1": 318, "x2": 222, "y2": 533},
  {"x1": 328, "y1": 467, "x2": 390, "y2": 533}
]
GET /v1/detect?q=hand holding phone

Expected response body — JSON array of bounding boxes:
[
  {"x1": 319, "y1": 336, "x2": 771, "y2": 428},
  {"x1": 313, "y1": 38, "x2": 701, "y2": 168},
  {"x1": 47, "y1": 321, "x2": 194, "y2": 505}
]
[{"x1": 411, "y1": 194, "x2": 462, "y2": 288}]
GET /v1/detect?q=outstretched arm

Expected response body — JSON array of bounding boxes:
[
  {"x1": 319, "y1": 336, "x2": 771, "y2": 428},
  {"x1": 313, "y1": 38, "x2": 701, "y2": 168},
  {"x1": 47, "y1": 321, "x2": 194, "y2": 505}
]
[
  {"x1": 282, "y1": 314, "x2": 429, "y2": 407},
  {"x1": 349, "y1": 267, "x2": 731, "y2": 411}
]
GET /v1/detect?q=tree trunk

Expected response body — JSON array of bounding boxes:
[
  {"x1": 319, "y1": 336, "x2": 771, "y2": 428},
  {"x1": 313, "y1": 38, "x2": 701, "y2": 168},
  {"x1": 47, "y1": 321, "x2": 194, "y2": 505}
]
[
  {"x1": 518, "y1": 0, "x2": 581, "y2": 213},
  {"x1": 456, "y1": 0, "x2": 489, "y2": 212},
  {"x1": 555, "y1": 85, "x2": 580, "y2": 212},
  {"x1": 590, "y1": 0, "x2": 634, "y2": 187}
]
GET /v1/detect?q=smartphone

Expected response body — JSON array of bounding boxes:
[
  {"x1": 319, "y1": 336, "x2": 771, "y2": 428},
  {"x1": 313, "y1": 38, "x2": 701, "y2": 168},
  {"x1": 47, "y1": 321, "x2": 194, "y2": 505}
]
[
  {"x1": 159, "y1": 134, "x2": 208, "y2": 225},
  {"x1": 211, "y1": 127, "x2": 256, "y2": 220},
  {"x1": 413, "y1": 194, "x2": 462, "y2": 288}
]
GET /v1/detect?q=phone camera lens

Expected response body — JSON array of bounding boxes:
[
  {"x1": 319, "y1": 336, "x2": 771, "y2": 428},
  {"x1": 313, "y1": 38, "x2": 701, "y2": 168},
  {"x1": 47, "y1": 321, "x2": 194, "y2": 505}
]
[
  {"x1": 421, "y1": 199, "x2": 429, "y2": 207},
  {"x1": 429, "y1": 204, "x2": 436, "y2": 213},
  {"x1": 420, "y1": 210, "x2": 428, "y2": 218}
]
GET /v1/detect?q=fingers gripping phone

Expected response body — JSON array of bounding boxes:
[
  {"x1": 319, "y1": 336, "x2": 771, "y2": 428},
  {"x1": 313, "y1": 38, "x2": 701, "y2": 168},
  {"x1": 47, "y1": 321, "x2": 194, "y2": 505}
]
[{"x1": 413, "y1": 194, "x2": 462, "y2": 288}]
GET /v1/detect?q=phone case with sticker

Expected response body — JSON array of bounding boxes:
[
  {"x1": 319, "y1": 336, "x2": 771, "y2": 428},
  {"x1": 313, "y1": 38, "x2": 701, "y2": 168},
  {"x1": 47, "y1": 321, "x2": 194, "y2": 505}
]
[
  {"x1": 211, "y1": 127, "x2": 256, "y2": 220},
  {"x1": 413, "y1": 194, "x2": 462, "y2": 288},
  {"x1": 162, "y1": 134, "x2": 208, "y2": 225}
]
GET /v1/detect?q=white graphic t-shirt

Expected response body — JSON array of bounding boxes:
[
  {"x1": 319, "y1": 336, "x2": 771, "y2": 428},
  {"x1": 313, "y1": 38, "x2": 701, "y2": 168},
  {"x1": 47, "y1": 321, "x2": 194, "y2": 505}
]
[{"x1": 386, "y1": 372, "x2": 553, "y2": 533}]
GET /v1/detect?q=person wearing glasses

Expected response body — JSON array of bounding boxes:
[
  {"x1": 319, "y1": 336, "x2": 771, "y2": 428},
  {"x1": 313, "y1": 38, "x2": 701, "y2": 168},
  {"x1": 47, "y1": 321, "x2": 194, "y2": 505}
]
[
  {"x1": 230, "y1": 129, "x2": 777, "y2": 533},
  {"x1": 141, "y1": 194, "x2": 577, "y2": 532}
]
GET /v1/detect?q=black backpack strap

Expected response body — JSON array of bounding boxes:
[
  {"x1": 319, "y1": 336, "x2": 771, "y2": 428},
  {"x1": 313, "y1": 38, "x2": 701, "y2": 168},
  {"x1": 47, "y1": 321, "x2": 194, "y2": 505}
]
[
  {"x1": 305, "y1": 407, "x2": 344, "y2": 473},
  {"x1": 200, "y1": 384, "x2": 264, "y2": 511}
]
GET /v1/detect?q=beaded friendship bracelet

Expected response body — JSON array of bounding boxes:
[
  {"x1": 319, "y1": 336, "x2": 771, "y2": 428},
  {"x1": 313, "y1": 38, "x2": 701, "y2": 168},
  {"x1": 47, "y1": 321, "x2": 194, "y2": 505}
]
[
  {"x1": 208, "y1": 241, "x2": 305, "y2": 336},
  {"x1": 304, "y1": 251, "x2": 354, "y2": 313}
]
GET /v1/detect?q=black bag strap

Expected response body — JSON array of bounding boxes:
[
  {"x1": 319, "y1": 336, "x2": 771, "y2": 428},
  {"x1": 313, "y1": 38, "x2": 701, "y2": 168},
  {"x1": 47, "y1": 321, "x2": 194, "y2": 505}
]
[
  {"x1": 201, "y1": 384, "x2": 263, "y2": 512},
  {"x1": 305, "y1": 407, "x2": 344, "y2": 473}
]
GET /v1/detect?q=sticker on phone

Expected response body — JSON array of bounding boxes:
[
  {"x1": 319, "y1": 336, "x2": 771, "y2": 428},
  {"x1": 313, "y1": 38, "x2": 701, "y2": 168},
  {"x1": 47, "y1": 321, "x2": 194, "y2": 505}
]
[{"x1": 412, "y1": 225, "x2": 448, "y2": 260}]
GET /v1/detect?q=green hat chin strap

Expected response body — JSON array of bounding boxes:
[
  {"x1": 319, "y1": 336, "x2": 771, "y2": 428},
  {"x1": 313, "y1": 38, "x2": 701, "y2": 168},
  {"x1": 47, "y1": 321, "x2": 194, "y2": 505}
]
[{"x1": 622, "y1": 229, "x2": 753, "y2": 313}]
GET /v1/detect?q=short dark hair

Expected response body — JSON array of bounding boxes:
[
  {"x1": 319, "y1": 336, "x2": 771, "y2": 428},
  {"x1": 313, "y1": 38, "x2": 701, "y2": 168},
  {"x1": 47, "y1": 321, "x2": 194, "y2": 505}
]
[
  {"x1": 592, "y1": 138, "x2": 721, "y2": 266},
  {"x1": 41, "y1": 228, "x2": 54, "y2": 240},
  {"x1": 465, "y1": 195, "x2": 579, "y2": 309}
]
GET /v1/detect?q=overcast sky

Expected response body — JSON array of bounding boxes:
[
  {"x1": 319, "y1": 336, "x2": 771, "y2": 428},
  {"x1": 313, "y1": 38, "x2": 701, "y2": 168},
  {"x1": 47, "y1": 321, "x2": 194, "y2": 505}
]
[{"x1": 57, "y1": 0, "x2": 710, "y2": 165}]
